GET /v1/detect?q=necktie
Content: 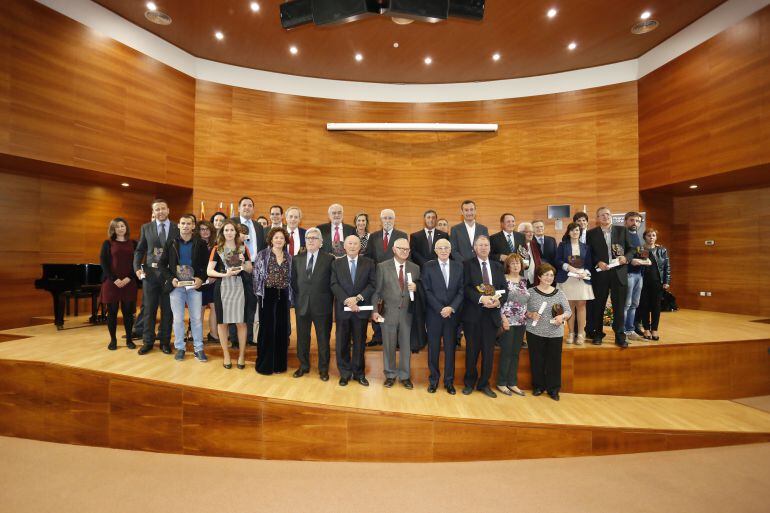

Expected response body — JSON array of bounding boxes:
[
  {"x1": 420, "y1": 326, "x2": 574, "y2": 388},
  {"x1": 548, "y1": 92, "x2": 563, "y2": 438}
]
[
  {"x1": 289, "y1": 230, "x2": 295, "y2": 255},
  {"x1": 538, "y1": 236, "x2": 543, "y2": 247},
  {"x1": 441, "y1": 261, "x2": 449, "y2": 288},
  {"x1": 398, "y1": 264, "x2": 405, "y2": 291},
  {"x1": 333, "y1": 225, "x2": 340, "y2": 244},
  {"x1": 427, "y1": 230, "x2": 433, "y2": 250},
  {"x1": 507, "y1": 233, "x2": 514, "y2": 252},
  {"x1": 383, "y1": 231, "x2": 389, "y2": 251},
  {"x1": 159, "y1": 223, "x2": 167, "y2": 246},
  {"x1": 306, "y1": 253, "x2": 314, "y2": 275},
  {"x1": 349, "y1": 259, "x2": 357, "y2": 282},
  {"x1": 482, "y1": 261, "x2": 491, "y2": 285}
]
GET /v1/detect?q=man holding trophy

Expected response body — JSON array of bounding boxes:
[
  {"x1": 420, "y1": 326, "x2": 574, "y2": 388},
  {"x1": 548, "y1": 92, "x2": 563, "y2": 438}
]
[
  {"x1": 160, "y1": 214, "x2": 210, "y2": 362},
  {"x1": 585, "y1": 207, "x2": 636, "y2": 348}
]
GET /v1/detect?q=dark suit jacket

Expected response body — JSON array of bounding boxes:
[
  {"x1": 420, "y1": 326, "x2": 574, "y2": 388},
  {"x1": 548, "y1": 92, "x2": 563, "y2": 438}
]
[
  {"x1": 462, "y1": 258, "x2": 508, "y2": 327},
  {"x1": 421, "y1": 259, "x2": 464, "y2": 316},
  {"x1": 585, "y1": 225, "x2": 635, "y2": 285},
  {"x1": 317, "y1": 222, "x2": 356, "y2": 255},
  {"x1": 291, "y1": 250, "x2": 334, "y2": 317},
  {"x1": 365, "y1": 229, "x2": 408, "y2": 264},
  {"x1": 555, "y1": 241, "x2": 593, "y2": 284},
  {"x1": 330, "y1": 255, "x2": 376, "y2": 320},
  {"x1": 535, "y1": 235, "x2": 558, "y2": 267},
  {"x1": 230, "y1": 216, "x2": 266, "y2": 256},
  {"x1": 410, "y1": 229, "x2": 450, "y2": 267},
  {"x1": 450, "y1": 222, "x2": 489, "y2": 262},
  {"x1": 133, "y1": 220, "x2": 180, "y2": 282},
  {"x1": 489, "y1": 230, "x2": 526, "y2": 263},
  {"x1": 286, "y1": 226, "x2": 307, "y2": 255}
]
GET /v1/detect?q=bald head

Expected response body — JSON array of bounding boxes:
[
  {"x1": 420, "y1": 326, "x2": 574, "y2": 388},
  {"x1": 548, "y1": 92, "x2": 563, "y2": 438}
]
[
  {"x1": 343, "y1": 235, "x2": 361, "y2": 258},
  {"x1": 434, "y1": 238, "x2": 452, "y2": 262}
]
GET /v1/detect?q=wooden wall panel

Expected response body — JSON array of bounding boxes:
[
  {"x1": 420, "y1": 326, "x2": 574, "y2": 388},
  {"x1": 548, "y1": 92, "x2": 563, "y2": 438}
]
[
  {"x1": 194, "y1": 81, "x2": 639, "y2": 235},
  {"x1": 0, "y1": 0, "x2": 194, "y2": 187},
  {"x1": 638, "y1": 6, "x2": 770, "y2": 190}
]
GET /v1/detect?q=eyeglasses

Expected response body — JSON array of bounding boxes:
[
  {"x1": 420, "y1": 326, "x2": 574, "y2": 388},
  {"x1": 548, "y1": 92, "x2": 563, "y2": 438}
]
[
  {"x1": 394, "y1": 247, "x2": 410, "y2": 251},
  {"x1": 306, "y1": 236, "x2": 320, "y2": 241}
]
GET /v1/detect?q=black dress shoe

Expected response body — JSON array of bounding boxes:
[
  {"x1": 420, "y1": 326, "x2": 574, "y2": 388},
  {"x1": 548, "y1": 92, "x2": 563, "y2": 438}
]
[
  {"x1": 401, "y1": 379, "x2": 414, "y2": 390},
  {"x1": 592, "y1": 337, "x2": 603, "y2": 345},
  {"x1": 548, "y1": 391, "x2": 560, "y2": 401},
  {"x1": 462, "y1": 386, "x2": 474, "y2": 395},
  {"x1": 126, "y1": 340, "x2": 137, "y2": 350},
  {"x1": 339, "y1": 377, "x2": 349, "y2": 386},
  {"x1": 634, "y1": 326, "x2": 646, "y2": 338},
  {"x1": 366, "y1": 339, "x2": 382, "y2": 347},
  {"x1": 160, "y1": 344, "x2": 172, "y2": 355},
  {"x1": 320, "y1": 372, "x2": 329, "y2": 382},
  {"x1": 293, "y1": 369, "x2": 307, "y2": 378},
  {"x1": 246, "y1": 341, "x2": 257, "y2": 347},
  {"x1": 206, "y1": 333, "x2": 219, "y2": 343},
  {"x1": 357, "y1": 376, "x2": 369, "y2": 387},
  {"x1": 652, "y1": 335, "x2": 660, "y2": 341},
  {"x1": 532, "y1": 388, "x2": 544, "y2": 396},
  {"x1": 615, "y1": 339, "x2": 628, "y2": 348},
  {"x1": 384, "y1": 377, "x2": 396, "y2": 388},
  {"x1": 138, "y1": 345, "x2": 153, "y2": 355},
  {"x1": 107, "y1": 340, "x2": 117, "y2": 351},
  {"x1": 480, "y1": 386, "x2": 497, "y2": 398},
  {"x1": 427, "y1": 384, "x2": 437, "y2": 393},
  {"x1": 446, "y1": 384, "x2": 456, "y2": 395}
]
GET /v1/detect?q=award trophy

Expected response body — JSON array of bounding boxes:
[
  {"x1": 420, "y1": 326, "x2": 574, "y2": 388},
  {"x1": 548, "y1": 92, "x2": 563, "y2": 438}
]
[
  {"x1": 224, "y1": 248, "x2": 243, "y2": 273},
  {"x1": 550, "y1": 303, "x2": 565, "y2": 325},
  {"x1": 567, "y1": 254, "x2": 589, "y2": 279},
  {"x1": 635, "y1": 246, "x2": 651, "y2": 266},
  {"x1": 176, "y1": 265, "x2": 195, "y2": 287},
  {"x1": 567, "y1": 254, "x2": 584, "y2": 268},
  {"x1": 608, "y1": 244, "x2": 624, "y2": 268},
  {"x1": 331, "y1": 240, "x2": 345, "y2": 258},
  {"x1": 517, "y1": 245, "x2": 530, "y2": 269},
  {"x1": 150, "y1": 247, "x2": 164, "y2": 268}
]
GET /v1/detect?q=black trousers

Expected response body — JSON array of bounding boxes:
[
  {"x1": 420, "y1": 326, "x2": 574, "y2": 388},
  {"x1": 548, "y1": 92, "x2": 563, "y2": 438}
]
[
  {"x1": 295, "y1": 309, "x2": 332, "y2": 373},
  {"x1": 638, "y1": 281, "x2": 662, "y2": 330},
  {"x1": 141, "y1": 278, "x2": 172, "y2": 347},
  {"x1": 256, "y1": 287, "x2": 289, "y2": 375},
  {"x1": 335, "y1": 316, "x2": 367, "y2": 379},
  {"x1": 527, "y1": 332, "x2": 563, "y2": 393},
  {"x1": 426, "y1": 310, "x2": 458, "y2": 386},
  {"x1": 463, "y1": 314, "x2": 497, "y2": 389},
  {"x1": 584, "y1": 299, "x2": 595, "y2": 335},
  {"x1": 590, "y1": 272, "x2": 627, "y2": 338},
  {"x1": 107, "y1": 301, "x2": 135, "y2": 341},
  {"x1": 132, "y1": 303, "x2": 145, "y2": 337}
]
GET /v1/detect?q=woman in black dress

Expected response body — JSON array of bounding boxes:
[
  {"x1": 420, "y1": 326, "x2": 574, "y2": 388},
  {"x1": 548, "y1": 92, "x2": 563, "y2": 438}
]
[
  {"x1": 100, "y1": 218, "x2": 138, "y2": 350},
  {"x1": 253, "y1": 227, "x2": 293, "y2": 375},
  {"x1": 197, "y1": 220, "x2": 219, "y2": 342}
]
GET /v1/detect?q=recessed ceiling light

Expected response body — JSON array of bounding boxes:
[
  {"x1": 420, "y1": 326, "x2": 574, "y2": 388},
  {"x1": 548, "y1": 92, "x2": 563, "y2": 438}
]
[
  {"x1": 289, "y1": 46, "x2": 298, "y2": 55},
  {"x1": 214, "y1": 31, "x2": 224, "y2": 41},
  {"x1": 640, "y1": 11, "x2": 651, "y2": 20},
  {"x1": 146, "y1": 1, "x2": 157, "y2": 11},
  {"x1": 689, "y1": 184, "x2": 698, "y2": 189},
  {"x1": 355, "y1": 53, "x2": 363, "y2": 62},
  {"x1": 250, "y1": 2, "x2": 260, "y2": 12},
  {"x1": 120, "y1": 182, "x2": 130, "y2": 187},
  {"x1": 547, "y1": 8, "x2": 557, "y2": 18},
  {"x1": 567, "y1": 41, "x2": 577, "y2": 51},
  {"x1": 424, "y1": 56, "x2": 432, "y2": 65},
  {"x1": 393, "y1": 42, "x2": 399, "y2": 48},
  {"x1": 492, "y1": 52, "x2": 500, "y2": 61}
]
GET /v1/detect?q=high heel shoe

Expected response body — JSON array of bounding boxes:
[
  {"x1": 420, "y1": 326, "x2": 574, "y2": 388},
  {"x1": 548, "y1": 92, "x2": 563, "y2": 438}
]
[
  {"x1": 237, "y1": 358, "x2": 246, "y2": 370},
  {"x1": 223, "y1": 360, "x2": 232, "y2": 369}
]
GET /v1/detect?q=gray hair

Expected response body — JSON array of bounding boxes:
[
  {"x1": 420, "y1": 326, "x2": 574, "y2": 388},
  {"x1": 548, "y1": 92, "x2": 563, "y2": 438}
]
[
  {"x1": 286, "y1": 206, "x2": 302, "y2": 218},
  {"x1": 517, "y1": 222, "x2": 533, "y2": 232},
  {"x1": 306, "y1": 227, "x2": 322, "y2": 242},
  {"x1": 328, "y1": 203, "x2": 343, "y2": 214},
  {"x1": 380, "y1": 208, "x2": 395, "y2": 219}
]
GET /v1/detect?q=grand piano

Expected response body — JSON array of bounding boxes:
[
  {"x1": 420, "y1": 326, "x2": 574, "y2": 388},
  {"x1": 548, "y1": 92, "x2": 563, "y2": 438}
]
[{"x1": 34, "y1": 264, "x2": 103, "y2": 329}]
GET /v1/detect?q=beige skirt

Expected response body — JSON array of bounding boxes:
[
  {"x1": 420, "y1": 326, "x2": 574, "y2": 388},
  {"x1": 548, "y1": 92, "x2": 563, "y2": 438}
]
[{"x1": 559, "y1": 277, "x2": 595, "y2": 301}]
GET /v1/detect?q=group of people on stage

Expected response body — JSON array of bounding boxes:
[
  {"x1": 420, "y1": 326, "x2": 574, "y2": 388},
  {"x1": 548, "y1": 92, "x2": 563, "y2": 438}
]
[{"x1": 100, "y1": 198, "x2": 671, "y2": 402}]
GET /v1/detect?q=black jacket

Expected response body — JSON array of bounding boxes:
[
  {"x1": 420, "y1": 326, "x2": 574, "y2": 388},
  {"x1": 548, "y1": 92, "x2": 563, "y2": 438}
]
[
  {"x1": 489, "y1": 230, "x2": 526, "y2": 263},
  {"x1": 410, "y1": 229, "x2": 450, "y2": 267},
  {"x1": 159, "y1": 236, "x2": 210, "y2": 283},
  {"x1": 462, "y1": 258, "x2": 508, "y2": 327},
  {"x1": 585, "y1": 225, "x2": 635, "y2": 285},
  {"x1": 291, "y1": 251, "x2": 335, "y2": 317},
  {"x1": 330, "y1": 255, "x2": 376, "y2": 320}
]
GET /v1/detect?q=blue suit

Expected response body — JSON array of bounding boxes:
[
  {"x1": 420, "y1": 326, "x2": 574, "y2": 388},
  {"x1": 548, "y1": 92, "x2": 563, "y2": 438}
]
[
  {"x1": 422, "y1": 259, "x2": 464, "y2": 387},
  {"x1": 555, "y1": 241, "x2": 593, "y2": 284}
]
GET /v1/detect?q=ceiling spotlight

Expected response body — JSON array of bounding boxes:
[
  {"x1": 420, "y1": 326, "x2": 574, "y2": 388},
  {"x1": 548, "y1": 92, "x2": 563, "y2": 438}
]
[
  {"x1": 547, "y1": 8, "x2": 557, "y2": 18},
  {"x1": 355, "y1": 53, "x2": 363, "y2": 62},
  {"x1": 214, "y1": 31, "x2": 224, "y2": 41},
  {"x1": 120, "y1": 182, "x2": 130, "y2": 187},
  {"x1": 640, "y1": 11, "x2": 651, "y2": 20},
  {"x1": 567, "y1": 41, "x2": 577, "y2": 51},
  {"x1": 492, "y1": 53, "x2": 500, "y2": 61},
  {"x1": 146, "y1": 1, "x2": 157, "y2": 11},
  {"x1": 689, "y1": 184, "x2": 698, "y2": 189},
  {"x1": 424, "y1": 56, "x2": 432, "y2": 65},
  {"x1": 250, "y1": 2, "x2": 260, "y2": 12},
  {"x1": 393, "y1": 42, "x2": 399, "y2": 48},
  {"x1": 289, "y1": 46, "x2": 298, "y2": 55}
]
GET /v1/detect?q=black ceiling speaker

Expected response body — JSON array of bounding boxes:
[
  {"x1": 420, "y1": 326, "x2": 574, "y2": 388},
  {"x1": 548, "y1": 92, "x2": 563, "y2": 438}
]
[
  {"x1": 385, "y1": 0, "x2": 449, "y2": 22},
  {"x1": 280, "y1": 0, "x2": 314, "y2": 29},
  {"x1": 449, "y1": 0, "x2": 485, "y2": 20},
  {"x1": 312, "y1": 0, "x2": 382, "y2": 26}
]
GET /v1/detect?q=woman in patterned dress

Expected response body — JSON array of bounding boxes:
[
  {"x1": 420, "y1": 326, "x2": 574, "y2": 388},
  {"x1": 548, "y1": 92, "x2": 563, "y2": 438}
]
[{"x1": 496, "y1": 253, "x2": 529, "y2": 396}]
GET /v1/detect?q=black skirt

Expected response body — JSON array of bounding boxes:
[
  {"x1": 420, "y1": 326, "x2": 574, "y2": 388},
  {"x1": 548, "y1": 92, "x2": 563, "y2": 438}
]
[{"x1": 255, "y1": 287, "x2": 290, "y2": 375}]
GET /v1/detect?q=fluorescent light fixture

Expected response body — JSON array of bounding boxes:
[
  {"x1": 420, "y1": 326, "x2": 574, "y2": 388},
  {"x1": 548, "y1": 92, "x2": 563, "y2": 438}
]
[
  {"x1": 120, "y1": 182, "x2": 130, "y2": 187},
  {"x1": 327, "y1": 123, "x2": 498, "y2": 132}
]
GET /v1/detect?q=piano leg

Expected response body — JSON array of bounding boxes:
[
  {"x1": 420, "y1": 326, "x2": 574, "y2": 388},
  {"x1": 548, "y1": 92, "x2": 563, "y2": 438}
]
[{"x1": 51, "y1": 292, "x2": 64, "y2": 330}]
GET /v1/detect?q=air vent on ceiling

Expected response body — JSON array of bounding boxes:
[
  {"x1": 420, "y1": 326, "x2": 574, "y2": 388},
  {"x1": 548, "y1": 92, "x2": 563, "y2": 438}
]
[
  {"x1": 631, "y1": 19, "x2": 659, "y2": 34},
  {"x1": 145, "y1": 10, "x2": 172, "y2": 25}
]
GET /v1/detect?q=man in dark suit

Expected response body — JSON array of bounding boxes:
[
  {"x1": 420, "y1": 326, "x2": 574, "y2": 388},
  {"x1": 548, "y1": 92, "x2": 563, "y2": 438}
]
[
  {"x1": 365, "y1": 208, "x2": 408, "y2": 347},
  {"x1": 490, "y1": 213, "x2": 526, "y2": 264},
  {"x1": 317, "y1": 203, "x2": 356, "y2": 257},
  {"x1": 422, "y1": 238, "x2": 464, "y2": 394},
  {"x1": 450, "y1": 200, "x2": 489, "y2": 262},
  {"x1": 291, "y1": 227, "x2": 334, "y2": 381},
  {"x1": 461, "y1": 235, "x2": 508, "y2": 398},
  {"x1": 532, "y1": 219, "x2": 557, "y2": 267},
  {"x1": 585, "y1": 207, "x2": 635, "y2": 348},
  {"x1": 133, "y1": 198, "x2": 180, "y2": 355},
  {"x1": 410, "y1": 209, "x2": 449, "y2": 268},
  {"x1": 231, "y1": 196, "x2": 265, "y2": 347},
  {"x1": 330, "y1": 235, "x2": 376, "y2": 387},
  {"x1": 284, "y1": 206, "x2": 306, "y2": 256}
]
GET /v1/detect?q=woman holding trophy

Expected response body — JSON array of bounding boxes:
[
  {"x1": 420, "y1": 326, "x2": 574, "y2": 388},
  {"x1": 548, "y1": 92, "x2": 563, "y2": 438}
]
[
  {"x1": 207, "y1": 220, "x2": 253, "y2": 369},
  {"x1": 496, "y1": 254, "x2": 530, "y2": 397},
  {"x1": 555, "y1": 222, "x2": 594, "y2": 345},
  {"x1": 525, "y1": 263, "x2": 572, "y2": 401}
]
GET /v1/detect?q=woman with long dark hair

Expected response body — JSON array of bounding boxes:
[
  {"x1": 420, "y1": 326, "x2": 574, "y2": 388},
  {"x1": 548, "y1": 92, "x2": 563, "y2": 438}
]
[
  {"x1": 100, "y1": 218, "x2": 138, "y2": 350},
  {"x1": 197, "y1": 220, "x2": 218, "y2": 342}
]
